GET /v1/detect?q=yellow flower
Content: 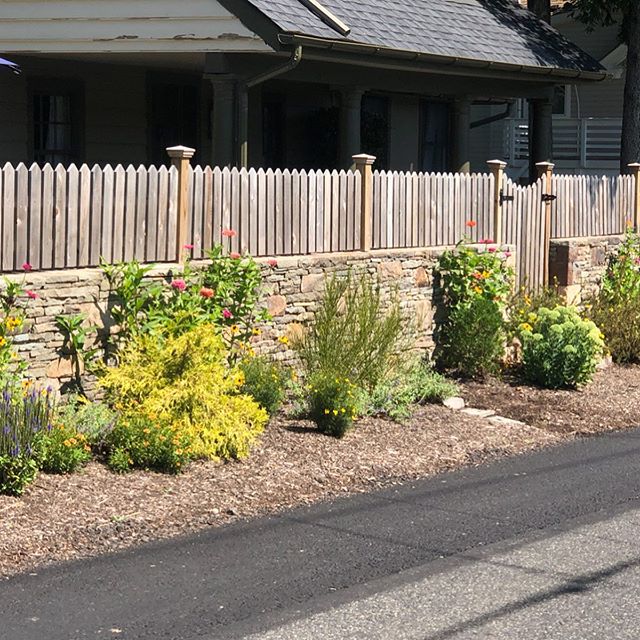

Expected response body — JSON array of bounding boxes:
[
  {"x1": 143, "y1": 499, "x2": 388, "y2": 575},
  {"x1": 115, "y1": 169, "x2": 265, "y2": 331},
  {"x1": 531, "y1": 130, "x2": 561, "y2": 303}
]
[
  {"x1": 341, "y1": 408, "x2": 346, "y2": 413},
  {"x1": 278, "y1": 335, "x2": 289, "y2": 345},
  {"x1": 473, "y1": 286, "x2": 482, "y2": 294},
  {"x1": 332, "y1": 409, "x2": 338, "y2": 416},
  {"x1": 143, "y1": 428, "x2": 151, "y2": 434},
  {"x1": 230, "y1": 324, "x2": 239, "y2": 335},
  {"x1": 252, "y1": 328, "x2": 262, "y2": 336},
  {"x1": 324, "y1": 409, "x2": 330, "y2": 415},
  {"x1": 0, "y1": 337, "x2": 6, "y2": 348},
  {"x1": 519, "y1": 322, "x2": 533, "y2": 332}
]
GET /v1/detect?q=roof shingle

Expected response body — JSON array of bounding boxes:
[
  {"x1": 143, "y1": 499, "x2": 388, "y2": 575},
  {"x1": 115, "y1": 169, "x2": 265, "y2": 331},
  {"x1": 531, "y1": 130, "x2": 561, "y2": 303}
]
[{"x1": 246, "y1": 0, "x2": 602, "y2": 73}]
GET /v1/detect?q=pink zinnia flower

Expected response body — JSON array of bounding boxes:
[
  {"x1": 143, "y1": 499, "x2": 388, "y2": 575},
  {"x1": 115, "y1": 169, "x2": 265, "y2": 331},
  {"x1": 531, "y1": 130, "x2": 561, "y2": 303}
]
[
  {"x1": 479, "y1": 238, "x2": 494, "y2": 245},
  {"x1": 26, "y1": 290, "x2": 38, "y2": 299},
  {"x1": 22, "y1": 262, "x2": 32, "y2": 272},
  {"x1": 200, "y1": 287, "x2": 214, "y2": 298},
  {"x1": 503, "y1": 251, "x2": 512, "y2": 258},
  {"x1": 171, "y1": 279, "x2": 186, "y2": 292},
  {"x1": 230, "y1": 252, "x2": 241, "y2": 259},
  {"x1": 222, "y1": 229, "x2": 237, "y2": 238},
  {"x1": 267, "y1": 259, "x2": 278, "y2": 268},
  {"x1": 222, "y1": 309, "x2": 233, "y2": 319},
  {"x1": 183, "y1": 244, "x2": 194, "y2": 251},
  {"x1": 488, "y1": 247, "x2": 497, "y2": 253}
]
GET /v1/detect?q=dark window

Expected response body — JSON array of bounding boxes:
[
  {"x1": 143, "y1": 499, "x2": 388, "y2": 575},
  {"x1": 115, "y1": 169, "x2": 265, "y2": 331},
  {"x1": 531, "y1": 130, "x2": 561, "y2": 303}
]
[
  {"x1": 419, "y1": 101, "x2": 450, "y2": 172},
  {"x1": 552, "y1": 85, "x2": 570, "y2": 117},
  {"x1": 31, "y1": 82, "x2": 83, "y2": 165},
  {"x1": 149, "y1": 81, "x2": 199, "y2": 165},
  {"x1": 361, "y1": 95, "x2": 390, "y2": 170}
]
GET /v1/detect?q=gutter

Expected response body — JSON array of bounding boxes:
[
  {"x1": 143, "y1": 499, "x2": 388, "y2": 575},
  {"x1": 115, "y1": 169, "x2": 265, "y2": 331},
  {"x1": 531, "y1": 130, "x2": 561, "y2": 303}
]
[
  {"x1": 246, "y1": 45, "x2": 303, "y2": 88},
  {"x1": 278, "y1": 33, "x2": 608, "y2": 83}
]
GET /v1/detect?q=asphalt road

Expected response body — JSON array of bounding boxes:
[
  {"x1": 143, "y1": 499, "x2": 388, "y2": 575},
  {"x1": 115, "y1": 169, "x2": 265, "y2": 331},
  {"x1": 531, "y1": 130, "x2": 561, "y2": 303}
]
[{"x1": 3, "y1": 428, "x2": 640, "y2": 640}]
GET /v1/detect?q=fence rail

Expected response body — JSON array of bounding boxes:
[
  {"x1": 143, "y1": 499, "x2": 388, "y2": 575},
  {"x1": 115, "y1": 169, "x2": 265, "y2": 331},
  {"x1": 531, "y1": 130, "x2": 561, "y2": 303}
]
[{"x1": 1, "y1": 150, "x2": 639, "y2": 289}]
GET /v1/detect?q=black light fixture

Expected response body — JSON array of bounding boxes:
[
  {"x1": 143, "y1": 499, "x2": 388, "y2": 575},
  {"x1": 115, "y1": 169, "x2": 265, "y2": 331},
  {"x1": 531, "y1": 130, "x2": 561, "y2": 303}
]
[{"x1": 0, "y1": 56, "x2": 20, "y2": 74}]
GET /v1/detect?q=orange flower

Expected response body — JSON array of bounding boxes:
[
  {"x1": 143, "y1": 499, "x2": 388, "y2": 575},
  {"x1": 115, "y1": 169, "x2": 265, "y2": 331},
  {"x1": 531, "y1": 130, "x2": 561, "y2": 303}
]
[{"x1": 466, "y1": 220, "x2": 477, "y2": 228}]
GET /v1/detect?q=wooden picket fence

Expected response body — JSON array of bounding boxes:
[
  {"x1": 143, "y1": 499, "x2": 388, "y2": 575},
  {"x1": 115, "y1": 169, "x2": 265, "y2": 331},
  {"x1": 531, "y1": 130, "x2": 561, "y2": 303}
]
[{"x1": 1, "y1": 152, "x2": 639, "y2": 288}]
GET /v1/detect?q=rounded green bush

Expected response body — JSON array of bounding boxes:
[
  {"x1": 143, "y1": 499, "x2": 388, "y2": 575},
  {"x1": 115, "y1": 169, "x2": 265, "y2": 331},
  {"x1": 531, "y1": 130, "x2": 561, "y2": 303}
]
[{"x1": 520, "y1": 306, "x2": 604, "y2": 389}]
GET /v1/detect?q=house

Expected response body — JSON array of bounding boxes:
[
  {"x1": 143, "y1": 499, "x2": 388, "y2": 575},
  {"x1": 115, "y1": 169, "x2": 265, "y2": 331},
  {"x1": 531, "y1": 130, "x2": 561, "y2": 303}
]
[
  {"x1": 479, "y1": 1, "x2": 627, "y2": 178},
  {"x1": 0, "y1": 0, "x2": 605, "y2": 173}
]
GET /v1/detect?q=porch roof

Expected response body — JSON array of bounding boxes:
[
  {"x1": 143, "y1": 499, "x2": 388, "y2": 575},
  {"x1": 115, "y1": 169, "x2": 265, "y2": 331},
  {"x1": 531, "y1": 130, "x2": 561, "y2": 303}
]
[{"x1": 241, "y1": 0, "x2": 605, "y2": 80}]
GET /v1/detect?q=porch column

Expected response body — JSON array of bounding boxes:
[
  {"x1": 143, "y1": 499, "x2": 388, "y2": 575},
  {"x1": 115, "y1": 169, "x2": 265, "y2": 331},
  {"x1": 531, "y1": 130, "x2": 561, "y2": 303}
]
[
  {"x1": 528, "y1": 97, "x2": 553, "y2": 182},
  {"x1": 340, "y1": 88, "x2": 364, "y2": 168},
  {"x1": 451, "y1": 97, "x2": 471, "y2": 174},
  {"x1": 237, "y1": 81, "x2": 249, "y2": 168},
  {"x1": 210, "y1": 76, "x2": 235, "y2": 168}
]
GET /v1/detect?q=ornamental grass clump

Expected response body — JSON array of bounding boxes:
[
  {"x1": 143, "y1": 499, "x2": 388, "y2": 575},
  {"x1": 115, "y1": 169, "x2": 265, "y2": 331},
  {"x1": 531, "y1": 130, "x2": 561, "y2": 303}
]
[
  {"x1": 587, "y1": 227, "x2": 640, "y2": 363},
  {"x1": 100, "y1": 325, "x2": 267, "y2": 469},
  {"x1": 0, "y1": 385, "x2": 56, "y2": 495},
  {"x1": 294, "y1": 272, "x2": 403, "y2": 391},
  {"x1": 520, "y1": 306, "x2": 604, "y2": 390},
  {"x1": 435, "y1": 237, "x2": 514, "y2": 378}
]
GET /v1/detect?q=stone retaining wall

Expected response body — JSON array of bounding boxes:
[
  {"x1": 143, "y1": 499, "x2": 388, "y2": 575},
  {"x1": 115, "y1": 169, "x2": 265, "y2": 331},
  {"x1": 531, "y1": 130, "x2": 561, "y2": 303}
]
[
  {"x1": 9, "y1": 246, "x2": 516, "y2": 390},
  {"x1": 549, "y1": 235, "x2": 623, "y2": 303}
]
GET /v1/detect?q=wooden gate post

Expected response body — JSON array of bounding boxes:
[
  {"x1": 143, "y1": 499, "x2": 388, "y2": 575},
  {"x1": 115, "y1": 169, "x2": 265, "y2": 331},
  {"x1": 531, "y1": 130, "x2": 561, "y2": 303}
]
[
  {"x1": 536, "y1": 161, "x2": 555, "y2": 287},
  {"x1": 487, "y1": 160, "x2": 507, "y2": 245},
  {"x1": 352, "y1": 153, "x2": 376, "y2": 252},
  {"x1": 167, "y1": 145, "x2": 196, "y2": 263},
  {"x1": 628, "y1": 163, "x2": 640, "y2": 231}
]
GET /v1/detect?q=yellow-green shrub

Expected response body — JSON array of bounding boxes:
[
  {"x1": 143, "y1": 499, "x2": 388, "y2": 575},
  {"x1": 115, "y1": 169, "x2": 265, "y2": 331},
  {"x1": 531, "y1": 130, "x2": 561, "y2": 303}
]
[{"x1": 99, "y1": 325, "x2": 267, "y2": 462}]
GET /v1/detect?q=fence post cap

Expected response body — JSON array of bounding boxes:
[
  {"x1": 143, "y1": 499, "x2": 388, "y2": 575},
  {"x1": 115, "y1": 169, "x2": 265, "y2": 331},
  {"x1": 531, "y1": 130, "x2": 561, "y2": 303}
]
[
  {"x1": 535, "y1": 161, "x2": 555, "y2": 169},
  {"x1": 628, "y1": 162, "x2": 640, "y2": 169},
  {"x1": 486, "y1": 159, "x2": 507, "y2": 169},
  {"x1": 352, "y1": 153, "x2": 376, "y2": 166},
  {"x1": 166, "y1": 145, "x2": 196, "y2": 159}
]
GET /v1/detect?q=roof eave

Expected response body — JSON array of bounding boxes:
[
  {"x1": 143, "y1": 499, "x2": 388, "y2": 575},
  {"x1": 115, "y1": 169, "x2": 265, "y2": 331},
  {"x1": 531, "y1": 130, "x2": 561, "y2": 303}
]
[{"x1": 278, "y1": 33, "x2": 608, "y2": 83}]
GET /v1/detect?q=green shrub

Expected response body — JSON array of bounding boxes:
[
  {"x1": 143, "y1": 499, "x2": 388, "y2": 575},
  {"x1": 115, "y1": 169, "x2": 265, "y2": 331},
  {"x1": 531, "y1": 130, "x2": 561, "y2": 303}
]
[
  {"x1": 435, "y1": 239, "x2": 514, "y2": 378},
  {"x1": 239, "y1": 357, "x2": 288, "y2": 416},
  {"x1": 34, "y1": 424, "x2": 92, "y2": 474},
  {"x1": 587, "y1": 228, "x2": 640, "y2": 363},
  {"x1": 100, "y1": 325, "x2": 268, "y2": 464},
  {"x1": 507, "y1": 284, "x2": 565, "y2": 341},
  {"x1": 102, "y1": 242, "x2": 268, "y2": 360},
  {"x1": 57, "y1": 396, "x2": 116, "y2": 447},
  {"x1": 0, "y1": 455, "x2": 38, "y2": 496},
  {"x1": 106, "y1": 414, "x2": 192, "y2": 474},
  {"x1": 368, "y1": 360, "x2": 459, "y2": 421},
  {"x1": 307, "y1": 372, "x2": 361, "y2": 438},
  {"x1": 0, "y1": 384, "x2": 56, "y2": 495},
  {"x1": 294, "y1": 272, "x2": 403, "y2": 391},
  {"x1": 520, "y1": 306, "x2": 604, "y2": 389}
]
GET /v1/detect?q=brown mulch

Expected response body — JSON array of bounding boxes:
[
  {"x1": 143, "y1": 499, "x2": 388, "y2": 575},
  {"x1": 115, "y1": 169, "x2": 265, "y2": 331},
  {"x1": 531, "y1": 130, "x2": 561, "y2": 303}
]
[
  {"x1": 0, "y1": 405, "x2": 560, "y2": 580},
  {"x1": 461, "y1": 364, "x2": 640, "y2": 436}
]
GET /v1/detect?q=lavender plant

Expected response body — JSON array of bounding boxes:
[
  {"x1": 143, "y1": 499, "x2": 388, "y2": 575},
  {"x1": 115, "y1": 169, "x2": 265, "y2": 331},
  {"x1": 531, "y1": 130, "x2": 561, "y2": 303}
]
[{"x1": 0, "y1": 384, "x2": 56, "y2": 495}]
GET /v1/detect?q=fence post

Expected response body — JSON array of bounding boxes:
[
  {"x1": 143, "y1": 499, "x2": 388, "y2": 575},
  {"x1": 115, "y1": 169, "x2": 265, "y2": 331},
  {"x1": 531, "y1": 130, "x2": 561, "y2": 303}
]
[
  {"x1": 167, "y1": 145, "x2": 196, "y2": 263},
  {"x1": 628, "y1": 163, "x2": 640, "y2": 231},
  {"x1": 352, "y1": 153, "x2": 376, "y2": 252},
  {"x1": 487, "y1": 159, "x2": 507, "y2": 245},
  {"x1": 536, "y1": 161, "x2": 555, "y2": 287}
]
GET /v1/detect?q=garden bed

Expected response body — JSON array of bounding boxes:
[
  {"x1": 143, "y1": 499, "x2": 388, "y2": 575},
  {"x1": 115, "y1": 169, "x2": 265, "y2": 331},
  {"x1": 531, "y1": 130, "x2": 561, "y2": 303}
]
[
  {"x1": 461, "y1": 364, "x2": 640, "y2": 436},
  {"x1": 0, "y1": 404, "x2": 559, "y2": 579}
]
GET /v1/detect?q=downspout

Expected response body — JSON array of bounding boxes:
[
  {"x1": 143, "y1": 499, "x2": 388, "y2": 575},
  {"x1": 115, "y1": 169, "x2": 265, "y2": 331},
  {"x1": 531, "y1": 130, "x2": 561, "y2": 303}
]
[
  {"x1": 470, "y1": 102, "x2": 514, "y2": 129},
  {"x1": 237, "y1": 46, "x2": 303, "y2": 167}
]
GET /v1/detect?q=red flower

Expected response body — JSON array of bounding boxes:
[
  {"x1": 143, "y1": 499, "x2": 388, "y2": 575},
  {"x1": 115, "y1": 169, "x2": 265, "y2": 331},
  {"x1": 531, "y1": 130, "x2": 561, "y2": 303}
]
[
  {"x1": 22, "y1": 262, "x2": 32, "y2": 272},
  {"x1": 26, "y1": 290, "x2": 38, "y2": 299},
  {"x1": 171, "y1": 279, "x2": 186, "y2": 292},
  {"x1": 488, "y1": 247, "x2": 497, "y2": 253},
  {"x1": 222, "y1": 229, "x2": 237, "y2": 238},
  {"x1": 183, "y1": 244, "x2": 194, "y2": 251},
  {"x1": 479, "y1": 238, "x2": 494, "y2": 245},
  {"x1": 200, "y1": 287, "x2": 214, "y2": 298},
  {"x1": 267, "y1": 259, "x2": 278, "y2": 268},
  {"x1": 230, "y1": 252, "x2": 241, "y2": 259},
  {"x1": 222, "y1": 309, "x2": 233, "y2": 319},
  {"x1": 465, "y1": 221, "x2": 477, "y2": 228}
]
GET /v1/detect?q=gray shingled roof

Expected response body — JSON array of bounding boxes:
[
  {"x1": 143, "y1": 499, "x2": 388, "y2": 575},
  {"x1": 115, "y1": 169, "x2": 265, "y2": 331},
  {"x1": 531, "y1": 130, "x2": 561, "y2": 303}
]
[{"x1": 246, "y1": 0, "x2": 603, "y2": 74}]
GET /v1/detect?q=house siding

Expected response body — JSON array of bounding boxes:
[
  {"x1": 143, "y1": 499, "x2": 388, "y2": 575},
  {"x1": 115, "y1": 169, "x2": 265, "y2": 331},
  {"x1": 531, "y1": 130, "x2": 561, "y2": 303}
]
[{"x1": 0, "y1": 58, "x2": 214, "y2": 166}]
